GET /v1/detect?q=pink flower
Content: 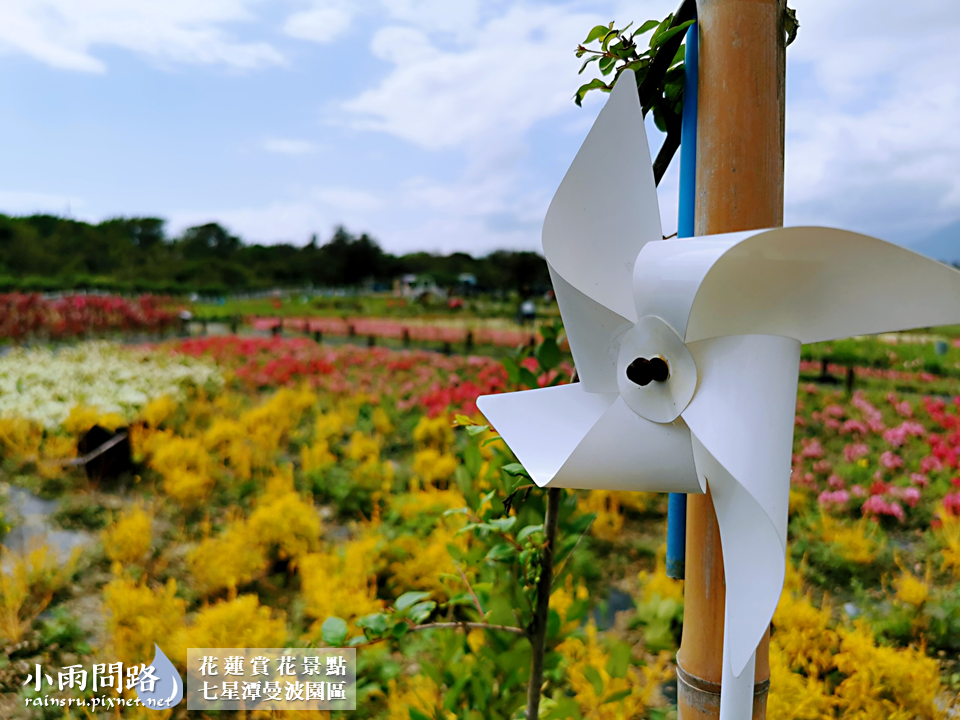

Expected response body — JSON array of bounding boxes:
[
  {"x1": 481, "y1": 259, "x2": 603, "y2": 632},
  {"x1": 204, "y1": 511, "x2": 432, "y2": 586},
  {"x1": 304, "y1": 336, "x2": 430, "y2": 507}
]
[
  {"x1": 790, "y1": 468, "x2": 817, "y2": 489},
  {"x1": 801, "y1": 438, "x2": 824, "y2": 459},
  {"x1": 795, "y1": 415, "x2": 806, "y2": 428},
  {"x1": 824, "y1": 418, "x2": 841, "y2": 430},
  {"x1": 879, "y1": 451, "x2": 903, "y2": 470},
  {"x1": 895, "y1": 401, "x2": 913, "y2": 418},
  {"x1": 921, "y1": 455, "x2": 944, "y2": 473},
  {"x1": 843, "y1": 443, "x2": 870, "y2": 462},
  {"x1": 910, "y1": 473, "x2": 930, "y2": 488},
  {"x1": 813, "y1": 459, "x2": 832, "y2": 474},
  {"x1": 883, "y1": 426, "x2": 909, "y2": 447},
  {"x1": 851, "y1": 484, "x2": 866, "y2": 498},
  {"x1": 862, "y1": 495, "x2": 905, "y2": 522},
  {"x1": 889, "y1": 486, "x2": 921, "y2": 507},
  {"x1": 828, "y1": 474, "x2": 846, "y2": 489},
  {"x1": 823, "y1": 404, "x2": 845, "y2": 418},
  {"x1": 841, "y1": 419, "x2": 869, "y2": 436},
  {"x1": 819, "y1": 489, "x2": 850, "y2": 506}
]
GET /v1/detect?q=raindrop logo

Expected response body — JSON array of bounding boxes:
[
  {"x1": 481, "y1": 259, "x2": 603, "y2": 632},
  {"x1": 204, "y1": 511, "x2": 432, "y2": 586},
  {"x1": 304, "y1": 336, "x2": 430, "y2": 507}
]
[{"x1": 136, "y1": 645, "x2": 184, "y2": 709}]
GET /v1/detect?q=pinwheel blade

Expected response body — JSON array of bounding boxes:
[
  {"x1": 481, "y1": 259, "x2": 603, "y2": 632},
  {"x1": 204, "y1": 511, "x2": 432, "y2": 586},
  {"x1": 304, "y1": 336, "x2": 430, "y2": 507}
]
[
  {"x1": 478, "y1": 386, "x2": 702, "y2": 493},
  {"x1": 634, "y1": 226, "x2": 960, "y2": 344},
  {"x1": 552, "y1": 396, "x2": 702, "y2": 493},
  {"x1": 477, "y1": 384, "x2": 618, "y2": 488},
  {"x1": 680, "y1": 334, "x2": 800, "y2": 676},
  {"x1": 548, "y1": 264, "x2": 631, "y2": 393},
  {"x1": 692, "y1": 435, "x2": 783, "y2": 681},
  {"x1": 543, "y1": 68, "x2": 662, "y2": 325}
]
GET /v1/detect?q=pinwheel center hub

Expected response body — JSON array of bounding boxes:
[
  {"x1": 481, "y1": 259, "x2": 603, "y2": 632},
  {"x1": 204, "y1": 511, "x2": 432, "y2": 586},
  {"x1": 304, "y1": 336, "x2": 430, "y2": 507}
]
[
  {"x1": 617, "y1": 316, "x2": 698, "y2": 424},
  {"x1": 625, "y1": 357, "x2": 669, "y2": 386}
]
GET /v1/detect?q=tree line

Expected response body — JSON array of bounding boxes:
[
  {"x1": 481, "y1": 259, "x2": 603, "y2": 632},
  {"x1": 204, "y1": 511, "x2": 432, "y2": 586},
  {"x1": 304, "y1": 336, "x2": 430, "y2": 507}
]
[{"x1": 0, "y1": 215, "x2": 551, "y2": 295}]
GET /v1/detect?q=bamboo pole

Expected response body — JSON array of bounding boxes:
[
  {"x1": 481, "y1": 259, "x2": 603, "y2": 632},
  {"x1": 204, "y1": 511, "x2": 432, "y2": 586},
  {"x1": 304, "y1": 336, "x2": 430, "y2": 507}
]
[{"x1": 676, "y1": 1, "x2": 786, "y2": 718}]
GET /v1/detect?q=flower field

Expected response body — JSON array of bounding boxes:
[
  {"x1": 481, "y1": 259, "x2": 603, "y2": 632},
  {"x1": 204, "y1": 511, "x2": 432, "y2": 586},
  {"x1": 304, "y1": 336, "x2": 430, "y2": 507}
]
[
  {"x1": 0, "y1": 334, "x2": 957, "y2": 718},
  {"x1": 0, "y1": 294, "x2": 178, "y2": 341},
  {"x1": 249, "y1": 316, "x2": 545, "y2": 349}
]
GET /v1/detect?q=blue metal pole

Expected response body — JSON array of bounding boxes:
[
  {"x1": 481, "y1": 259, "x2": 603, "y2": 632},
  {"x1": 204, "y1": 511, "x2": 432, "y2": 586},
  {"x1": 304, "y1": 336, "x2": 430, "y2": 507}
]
[{"x1": 666, "y1": 20, "x2": 698, "y2": 581}]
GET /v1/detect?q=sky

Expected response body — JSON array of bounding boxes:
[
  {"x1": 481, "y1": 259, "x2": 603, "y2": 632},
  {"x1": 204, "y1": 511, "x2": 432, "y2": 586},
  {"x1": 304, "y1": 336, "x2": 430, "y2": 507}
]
[{"x1": 0, "y1": 0, "x2": 958, "y2": 256}]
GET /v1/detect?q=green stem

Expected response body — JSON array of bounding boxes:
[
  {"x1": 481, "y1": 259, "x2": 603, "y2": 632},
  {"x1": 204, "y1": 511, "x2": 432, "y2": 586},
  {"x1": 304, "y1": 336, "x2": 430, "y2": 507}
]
[{"x1": 526, "y1": 487, "x2": 561, "y2": 719}]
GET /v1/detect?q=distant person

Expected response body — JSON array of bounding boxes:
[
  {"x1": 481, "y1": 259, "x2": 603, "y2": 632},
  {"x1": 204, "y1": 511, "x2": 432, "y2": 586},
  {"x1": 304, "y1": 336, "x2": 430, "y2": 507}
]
[{"x1": 519, "y1": 299, "x2": 536, "y2": 325}]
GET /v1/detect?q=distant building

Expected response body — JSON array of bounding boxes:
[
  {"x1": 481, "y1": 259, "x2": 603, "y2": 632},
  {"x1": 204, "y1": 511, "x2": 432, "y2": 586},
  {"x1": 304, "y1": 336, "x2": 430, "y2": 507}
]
[{"x1": 397, "y1": 274, "x2": 447, "y2": 301}]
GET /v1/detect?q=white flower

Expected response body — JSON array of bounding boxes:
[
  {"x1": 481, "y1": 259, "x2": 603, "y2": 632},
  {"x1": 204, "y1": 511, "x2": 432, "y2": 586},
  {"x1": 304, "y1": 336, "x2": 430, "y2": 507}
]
[{"x1": 0, "y1": 342, "x2": 223, "y2": 428}]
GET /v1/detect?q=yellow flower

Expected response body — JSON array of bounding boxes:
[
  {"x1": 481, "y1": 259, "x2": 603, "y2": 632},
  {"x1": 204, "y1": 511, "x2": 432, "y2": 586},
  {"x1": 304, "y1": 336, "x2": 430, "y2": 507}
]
[
  {"x1": 298, "y1": 531, "x2": 383, "y2": 638},
  {"x1": 583, "y1": 490, "x2": 625, "y2": 541},
  {"x1": 413, "y1": 415, "x2": 455, "y2": 451},
  {"x1": 819, "y1": 515, "x2": 879, "y2": 564},
  {"x1": 557, "y1": 622, "x2": 670, "y2": 720},
  {"x1": 768, "y1": 558, "x2": 944, "y2": 720},
  {"x1": 466, "y1": 628, "x2": 485, "y2": 654},
  {"x1": 393, "y1": 488, "x2": 466, "y2": 520},
  {"x1": 248, "y1": 491, "x2": 321, "y2": 561},
  {"x1": 372, "y1": 406, "x2": 394, "y2": 435},
  {"x1": 768, "y1": 640, "x2": 835, "y2": 720},
  {"x1": 789, "y1": 488, "x2": 811, "y2": 516},
  {"x1": 64, "y1": 404, "x2": 126, "y2": 435},
  {"x1": 551, "y1": 575, "x2": 589, "y2": 635},
  {"x1": 104, "y1": 576, "x2": 186, "y2": 665},
  {"x1": 346, "y1": 430, "x2": 380, "y2": 463},
  {"x1": 140, "y1": 395, "x2": 178, "y2": 428},
  {"x1": 0, "y1": 544, "x2": 78, "y2": 645},
  {"x1": 934, "y1": 503, "x2": 960, "y2": 580},
  {"x1": 187, "y1": 520, "x2": 267, "y2": 598},
  {"x1": 894, "y1": 565, "x2": 930, "y2": 608},
  {"x1": 0, "y1": 417, "x2": 43, "y2": 460},
  {"x1": 411, "y1": 448, "x2": 458, "y2": 488},
  {"x1": 163, "y1": 467, "x2": 215, "y2": 507},
  {"x1": 315, "y1": 411, "x2": 346, "y2": 442},
  {"x1": 102, "y1": 505, "x2": 153, "y2": 566},
  {"x1": 833, "y1": 622, "x2": 942, "y2": 719},
  {"x1": 388, "y1": 524, "x2": 468, "y2": 597},
  {"x1": 301, "y1": 440, "x2": 336, "y2": 473},
  {"x1": 182, "y1": 595, "x2": 287, "y2": 650},
  {"x1": 385, "y1": 674, "x2": 456, "y2": 720},
  {"x1": 772, "y1": 587, "x2": 838, "y2": 678},
  {"x1": 637, "y1": 544, "x2": 684, "y2": 605},
  {"x1": 40, "y1": 433, "x2": 76, "y2": 461}
]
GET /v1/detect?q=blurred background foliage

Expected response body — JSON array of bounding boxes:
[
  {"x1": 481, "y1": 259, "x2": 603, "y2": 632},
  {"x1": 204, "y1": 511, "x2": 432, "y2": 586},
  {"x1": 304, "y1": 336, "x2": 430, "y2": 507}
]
[{"x1": 0, "y1": 214, "x2": 551, "y2": 297}]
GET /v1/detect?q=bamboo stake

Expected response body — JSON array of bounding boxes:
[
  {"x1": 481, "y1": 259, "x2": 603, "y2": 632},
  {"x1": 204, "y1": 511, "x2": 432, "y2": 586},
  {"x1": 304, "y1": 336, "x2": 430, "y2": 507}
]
[{"x1": 677, "y1": 1, "x2": 786, "y2": 718}]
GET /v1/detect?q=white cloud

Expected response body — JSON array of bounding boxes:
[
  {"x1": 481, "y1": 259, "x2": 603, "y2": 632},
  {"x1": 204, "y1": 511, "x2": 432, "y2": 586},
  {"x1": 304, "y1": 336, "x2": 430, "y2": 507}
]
[
  {"x1": 379, "y1": 0, "x2": 480, "y2": 38},
  {"x1": 263, "y1": 138, "x2": 320, "y2": 155},
  {"x1": 0, "y1": 0, "x2": 283, "y2": 72},
  {"x1": 782, "y1": 0, "x2": 960, "y2": 243},
  {"x1": 168, "y1": 185, "x2": 382, "y2": 244},
  {"x1": 283, "y1": 2, "x2": 353, "y2": 44},
  {"x1": 339, "y1": 4, "x2": 612, "y2": 151}
]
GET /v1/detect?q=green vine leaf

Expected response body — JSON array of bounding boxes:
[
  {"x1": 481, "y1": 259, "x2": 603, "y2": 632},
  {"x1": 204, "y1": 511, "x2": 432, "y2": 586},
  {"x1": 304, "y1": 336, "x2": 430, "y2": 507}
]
[{"x1": 784, "y1": 5, "x2": 800, "y2": 46}]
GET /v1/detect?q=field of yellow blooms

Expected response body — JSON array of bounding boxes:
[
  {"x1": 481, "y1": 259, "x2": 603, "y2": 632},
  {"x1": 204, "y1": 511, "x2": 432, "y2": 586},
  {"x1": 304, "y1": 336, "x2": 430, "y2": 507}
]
[{"x1": 0, "y1": 334, "x2": 958, "y2": 719}]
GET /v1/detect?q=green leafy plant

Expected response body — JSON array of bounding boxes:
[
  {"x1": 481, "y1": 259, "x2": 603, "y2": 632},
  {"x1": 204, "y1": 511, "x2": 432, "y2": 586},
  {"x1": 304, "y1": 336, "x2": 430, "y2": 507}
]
[{"x1": 574, "y1": 4, "x2": 798, "y2": 185}]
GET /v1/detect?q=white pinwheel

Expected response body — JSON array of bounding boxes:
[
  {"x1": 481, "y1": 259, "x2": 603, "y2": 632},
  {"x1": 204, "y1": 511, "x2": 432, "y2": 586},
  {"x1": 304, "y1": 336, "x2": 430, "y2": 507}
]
[{"x1": 477, "y1": 70, "x2": 960, "y2": 717}]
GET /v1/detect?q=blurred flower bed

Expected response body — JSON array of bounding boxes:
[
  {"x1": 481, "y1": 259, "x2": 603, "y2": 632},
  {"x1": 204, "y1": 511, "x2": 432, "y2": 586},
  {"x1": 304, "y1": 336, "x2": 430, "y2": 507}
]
[
  {"x1": 0, "y1": 336, "x2": 956, "y2": 718},
  {"x1": 249, "y1": 316, "x2": 550, "y2": 349},
  {"x1": 0, "y1": 294, "x2": 177, "y2": 341}
]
